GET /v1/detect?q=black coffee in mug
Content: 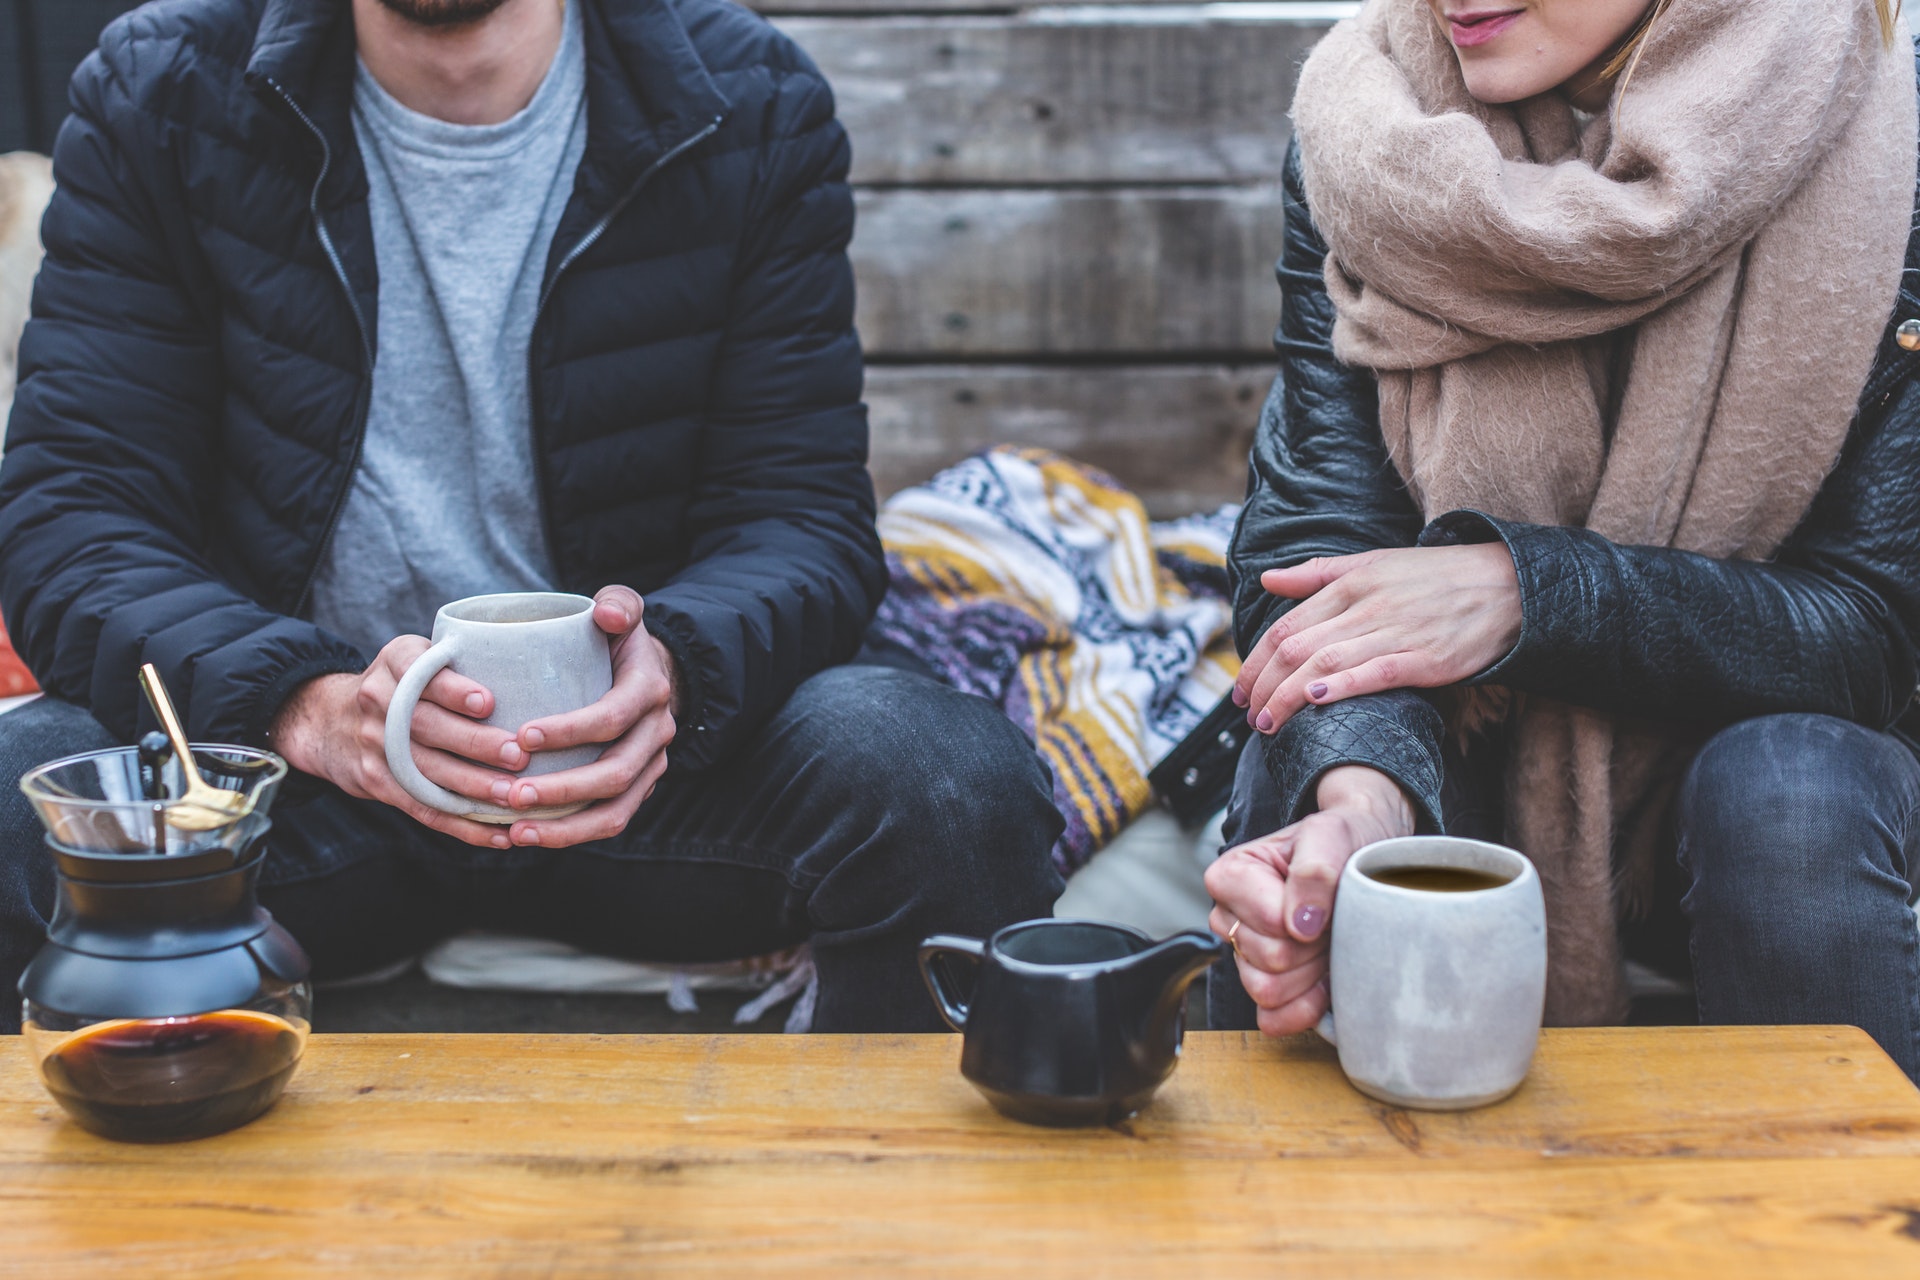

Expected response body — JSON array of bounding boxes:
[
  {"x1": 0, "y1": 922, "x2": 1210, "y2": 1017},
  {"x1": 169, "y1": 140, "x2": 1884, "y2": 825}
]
[
  {"x1": 1368, "y1": 865, "x2": 1515, "y2": 893},
  {"x1": 1326, "y1": 837, "x2": 1546, "y2": 1110}
]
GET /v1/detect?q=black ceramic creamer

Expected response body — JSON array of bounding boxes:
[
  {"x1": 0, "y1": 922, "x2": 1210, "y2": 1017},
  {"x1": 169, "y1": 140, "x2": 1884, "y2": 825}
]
[{"x1": 918, "y1": 919, "x2": 1223, "y2": 1127}]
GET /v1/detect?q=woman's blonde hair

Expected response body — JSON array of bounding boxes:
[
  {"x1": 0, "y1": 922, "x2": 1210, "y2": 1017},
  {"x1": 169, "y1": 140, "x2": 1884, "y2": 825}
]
[{"x1": 1604, "y1": 0, "x2": 1902, "y2": 89}]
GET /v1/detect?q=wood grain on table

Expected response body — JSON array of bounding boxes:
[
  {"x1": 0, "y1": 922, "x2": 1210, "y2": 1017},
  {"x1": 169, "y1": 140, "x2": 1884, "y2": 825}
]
[{"x1": 2, "y1": 1028, "x2": 1918, "y2": 1277}]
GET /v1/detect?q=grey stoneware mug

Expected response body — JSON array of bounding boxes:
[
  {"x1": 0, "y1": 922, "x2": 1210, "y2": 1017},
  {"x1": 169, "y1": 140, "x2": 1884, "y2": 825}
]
[
  {"x1": 384, "y1": 592, "x2": 613, "y2": 824},
  {"x1": 1317, "y1": 835, "x2": 1547, "y2": 1111}
]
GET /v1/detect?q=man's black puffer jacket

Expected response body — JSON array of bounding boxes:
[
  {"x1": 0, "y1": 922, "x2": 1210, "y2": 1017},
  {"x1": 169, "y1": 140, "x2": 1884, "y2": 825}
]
[
  {"x1": 0, "y1": 0, "x2": 883, "y2": 771},
  {"x1": 1230, "y1": 129, "x2": 1920, "y2": 832}
]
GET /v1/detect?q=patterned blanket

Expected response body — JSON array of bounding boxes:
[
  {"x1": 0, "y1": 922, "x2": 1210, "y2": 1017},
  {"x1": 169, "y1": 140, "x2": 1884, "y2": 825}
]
[{"x1": 872, "y1": 448, "x2": 1241, "y2": 874}]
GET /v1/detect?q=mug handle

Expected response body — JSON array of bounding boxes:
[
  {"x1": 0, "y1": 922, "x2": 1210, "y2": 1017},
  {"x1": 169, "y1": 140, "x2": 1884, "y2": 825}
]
[
  {"x1": 917, "y1": 935, "x2": 985, "y2": 1031},
  {"x1": 383, "y1": 637, "x2": 475, "y2": 817}
]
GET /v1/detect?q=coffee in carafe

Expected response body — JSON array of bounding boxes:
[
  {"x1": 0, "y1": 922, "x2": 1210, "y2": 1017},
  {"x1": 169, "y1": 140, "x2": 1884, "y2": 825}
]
[{"x1": 35, "y1": 1007, "x2": 308, "y2": 1143}]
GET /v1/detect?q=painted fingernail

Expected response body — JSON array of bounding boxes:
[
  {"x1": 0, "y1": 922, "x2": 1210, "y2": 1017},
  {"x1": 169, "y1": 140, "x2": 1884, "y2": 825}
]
[
  {"x1": 1255, "y1": 710, "x2": 1274, "y2": 733},
  {"x1": 490, "y1": 834, "x2": 510, "y2": 849},
  {"x1": 499, "y1": 742, "x2": 524, "y2": 767},
  {"x1": 517, "y1": 783, "x2": 540, "y2": 808},
  {"x1": 466, "y1": 692, "x2": 486, "y2": 714},
  {"x1": 1307, "y1": 681, "x2": 1329, "y2": 701},
  {"x1": 1230, "y1": 686, "x2": 1248, "y2": 707},
  {"x1": 523, "y1": 728, "x2": 546, "y2": 750},
  {"x1": 490, "y1": 780, "x2": 511, "y2": 804},
  {"x1": 1293, "y1": 904, "x2": 1326, "y2": 939}
]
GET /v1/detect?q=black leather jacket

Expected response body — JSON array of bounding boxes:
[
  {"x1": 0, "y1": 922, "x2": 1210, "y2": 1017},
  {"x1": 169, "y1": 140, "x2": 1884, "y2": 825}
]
[{"x1": 1228, "y1": 138, "x2": 1920, "y2": 832}]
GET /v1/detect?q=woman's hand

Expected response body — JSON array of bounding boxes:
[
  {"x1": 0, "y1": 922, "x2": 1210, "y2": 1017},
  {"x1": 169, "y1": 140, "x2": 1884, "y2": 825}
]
[
  {"x1": 1232, "y1": 544, "x2": 1521, "y2": 736},
  {"x1": 1204, "y1": 765, "x2": 1415, "y2": 1036}
]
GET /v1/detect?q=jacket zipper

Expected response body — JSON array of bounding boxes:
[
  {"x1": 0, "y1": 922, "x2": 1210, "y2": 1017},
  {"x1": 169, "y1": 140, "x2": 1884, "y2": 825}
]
[
  {"x1": 263, "y1": 77, "x2": 722, "y2": 609},
  {"x1": 526, "y1": 117, "x2": 724, "y2": 564},
  {"x1": 262, "y1": 77, "x2": 376, "y2": 618}
]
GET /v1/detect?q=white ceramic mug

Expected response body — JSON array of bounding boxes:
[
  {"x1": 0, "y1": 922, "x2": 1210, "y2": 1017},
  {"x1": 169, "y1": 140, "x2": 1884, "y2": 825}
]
[
  {"x1": 383, "y1": 592, "x2": 613, "y2": 824},
  {"x1": 1316, "y1": 835, "x2": 1547, "y2": 1110}
]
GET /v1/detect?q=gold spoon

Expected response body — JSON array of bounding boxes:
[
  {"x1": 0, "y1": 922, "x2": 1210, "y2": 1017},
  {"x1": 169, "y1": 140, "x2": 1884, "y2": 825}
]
[{"x1": 137, "y1": 663, "x2": 253, "y2": 832}]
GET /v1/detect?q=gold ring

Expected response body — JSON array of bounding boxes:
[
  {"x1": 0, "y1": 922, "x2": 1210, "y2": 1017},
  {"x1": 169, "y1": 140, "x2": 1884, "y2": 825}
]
[{"x1": 1226, "y1": 918, "x2": 1243, "y2": 957}]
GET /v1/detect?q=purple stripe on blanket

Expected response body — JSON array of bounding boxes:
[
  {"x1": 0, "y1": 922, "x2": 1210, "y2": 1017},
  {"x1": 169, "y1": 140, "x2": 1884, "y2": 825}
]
[
  {"x1": 877, "y1": 583, "x2": 1125, "y2": 873},
  {"x1": 870, "y1": 559, "x2": 1055, "y2": 705}
]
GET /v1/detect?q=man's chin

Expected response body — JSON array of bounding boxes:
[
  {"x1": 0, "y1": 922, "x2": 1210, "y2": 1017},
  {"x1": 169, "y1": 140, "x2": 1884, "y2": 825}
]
[{"x1": 372, "y1": 0, "x2": 514, "y2": 29}]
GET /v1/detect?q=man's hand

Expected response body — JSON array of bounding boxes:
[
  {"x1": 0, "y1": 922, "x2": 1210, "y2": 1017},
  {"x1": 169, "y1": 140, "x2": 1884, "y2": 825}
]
[
  {"x1": 497, "y1": 584, "x2": 679, "y2": 848},
  {"x1": 1204, "y1": 765, "x2": 1415, "y2": 1036},
  {"x1": 270, "y1": 637, "x2": 532, "y2": 849},
  {"x1": 1232, "y1": 544, "x2": 1521, "y2": 736}
]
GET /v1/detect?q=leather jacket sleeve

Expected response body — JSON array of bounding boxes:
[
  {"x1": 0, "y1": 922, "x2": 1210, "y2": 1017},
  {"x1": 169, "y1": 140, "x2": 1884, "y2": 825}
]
[
  {"x1": 1425, "y1": 281, "x2": 1920, "y2": 728},
  {"x1": 1422, "y1": 66, "x2": 1920, "y2": 731},
  {"x1": 1227, "y1": 144, "x2": 1446, "y2": 831}
]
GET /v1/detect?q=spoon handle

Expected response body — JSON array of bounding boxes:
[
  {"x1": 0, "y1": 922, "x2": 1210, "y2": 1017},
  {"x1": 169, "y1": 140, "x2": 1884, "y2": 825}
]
[{"x1": 137, "y1": 663, "x2": 208, "y2": 790}]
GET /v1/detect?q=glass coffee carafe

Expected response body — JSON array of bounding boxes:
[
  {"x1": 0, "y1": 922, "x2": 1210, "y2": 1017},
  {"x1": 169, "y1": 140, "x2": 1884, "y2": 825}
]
[{"x1": 18, "y1": 744, "x2": 312, "y2": 1142}]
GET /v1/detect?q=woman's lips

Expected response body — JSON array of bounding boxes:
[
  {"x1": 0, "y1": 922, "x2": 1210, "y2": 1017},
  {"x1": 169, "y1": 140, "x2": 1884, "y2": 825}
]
[{"x1": 1448, "y1": 9, "x2": 1523, "y2": 48}]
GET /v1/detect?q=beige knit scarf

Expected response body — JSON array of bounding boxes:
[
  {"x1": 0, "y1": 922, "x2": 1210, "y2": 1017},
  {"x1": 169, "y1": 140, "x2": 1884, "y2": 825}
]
[{"x1": 1293, "y1": 0, "x2": 1917, "y2": 1024}]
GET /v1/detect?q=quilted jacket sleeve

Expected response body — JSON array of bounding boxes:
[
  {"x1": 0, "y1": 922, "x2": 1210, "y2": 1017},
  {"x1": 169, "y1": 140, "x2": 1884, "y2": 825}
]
[
  {"x1": 0, "y1": 38, "x2": 364, "y2": 746},
  {"x1": 1227, "y1": 142, "x2": 1447, "y2": 831},
  {"x1": 640, "y1": 66, "x2": 886, "y2": 772}
]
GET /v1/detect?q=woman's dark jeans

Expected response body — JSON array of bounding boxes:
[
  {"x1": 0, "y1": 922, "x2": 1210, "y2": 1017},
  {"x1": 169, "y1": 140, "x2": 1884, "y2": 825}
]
[
  {"x1": 1209, "y1": 712, "x2": 1920, "y2": 1082},
  {"x1": 0, "y1": 665, "x2": 1065, "y2": 1034}
]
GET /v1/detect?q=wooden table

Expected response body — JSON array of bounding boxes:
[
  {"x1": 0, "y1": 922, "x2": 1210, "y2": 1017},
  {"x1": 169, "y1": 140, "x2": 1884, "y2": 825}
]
[{"x1": 3, "y1": 1028, "x2": 1919, "y2": 1276}]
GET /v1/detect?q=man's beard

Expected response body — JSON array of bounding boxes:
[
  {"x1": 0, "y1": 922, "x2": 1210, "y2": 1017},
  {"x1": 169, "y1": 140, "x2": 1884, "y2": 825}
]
[{"x1": 373, "y1": 0, "x2": 515, "y2": 28}]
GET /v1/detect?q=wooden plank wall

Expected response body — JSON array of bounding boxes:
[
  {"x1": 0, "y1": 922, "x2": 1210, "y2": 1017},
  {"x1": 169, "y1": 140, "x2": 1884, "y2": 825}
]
[{"x1": 755, "y1": 0, "x2": 1352, "y2": 515}]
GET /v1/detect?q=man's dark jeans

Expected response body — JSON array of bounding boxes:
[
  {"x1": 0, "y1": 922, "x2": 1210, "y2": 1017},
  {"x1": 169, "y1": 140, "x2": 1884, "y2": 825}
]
[
  {"x1": 1209, "y1": 713, "x2": 1920, "y2": 1082},
  {"x1": 0, "y1": 665, "x2": 1065, "y2": 1034}
]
